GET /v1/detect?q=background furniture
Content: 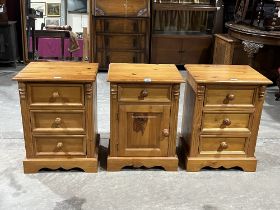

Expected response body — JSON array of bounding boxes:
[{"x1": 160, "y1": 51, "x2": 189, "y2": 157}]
[
  {"x1": 33, "y1": 30, "x2": 70, "y2": 60},
  {"x1": 226, "y1": 22, "x2": 280, "y2": 100},
  {"x1": 0, "y1": 0, "x2": 8, "y2": 22},
  {"x1": 151, "y1": 0, "x2": 223, "y2": 64},
  {"x1": 29, "y1": 37, "x2": 83, "y2": 60},
  {"x1": 0, "y1": 21, "x2": 18, "y2": 65},
  {"x1": 213, "y1": 34, "x2": 247, "y2": 64},
  {"x1": 92, "y1": 0, "x2": 150, "y2": 70},
  {"x1": 13, "y1": 62, "x2": 99, "y2": 173},
  {"x1": 180, "y1": 64, "x2": 272, "y2": 172},
  {"x1": 234, "y1": 0, "x2": 280, "y2": 31},
  {"x1": 107, "y1": 63, "x2": 184, "y2": 171}
]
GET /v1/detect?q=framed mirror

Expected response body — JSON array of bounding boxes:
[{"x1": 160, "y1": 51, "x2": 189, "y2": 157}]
[{"x1": 20, "y1": 0, "x2": 93, "y2": 63}]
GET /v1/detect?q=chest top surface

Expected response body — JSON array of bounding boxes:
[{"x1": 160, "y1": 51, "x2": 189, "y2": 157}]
[
  {"x1": 185, "y1": 64, "x2": 272, "y2": 85},
  {"x1": 13, "y1": 62, "x2": 99, "y2": 82},
  {"x1": 108, "y1": 63, "x2": 184, "y2": 84}
]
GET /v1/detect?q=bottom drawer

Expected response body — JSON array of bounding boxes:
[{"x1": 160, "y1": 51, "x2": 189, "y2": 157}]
[
  {"x1": 34, "y1": 135, "x2": 86, "y2": 157},
  {"x1": 199, "y1": 136, "x2": 247, "y2": 156}
]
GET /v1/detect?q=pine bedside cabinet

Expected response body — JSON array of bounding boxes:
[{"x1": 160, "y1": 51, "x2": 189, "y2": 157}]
[
  {"x1": 13, "y1": 62, "x2": 99, "y2": 173},
  {"x1": 107, "y1": 63, "x2": 184, "y2": 171},
  {"x1": 181, "y1": 65, "x2": 272, "y2": 172}
]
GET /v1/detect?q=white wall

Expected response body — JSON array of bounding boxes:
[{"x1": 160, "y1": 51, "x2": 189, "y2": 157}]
[
  {"x1": 67, "y1": 13, "x2": 88, "y2": 33},
  {"x1": 31, "y1": 0, "x2": 61, "y2": 30},
  {"x1": 30, "y1": 0, "x2": 88, "y2": 33}
]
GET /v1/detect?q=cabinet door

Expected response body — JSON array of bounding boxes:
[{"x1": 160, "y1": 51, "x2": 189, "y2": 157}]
[
  {"x1": 118, "y1": 104, "x2": 170, "y2": 157},
  {"x1": 181, "y1": 35, "x2": 212, "y2": 64},
  {"x1": 151, "y1": 36, "x2": 182, "y2": 64}
]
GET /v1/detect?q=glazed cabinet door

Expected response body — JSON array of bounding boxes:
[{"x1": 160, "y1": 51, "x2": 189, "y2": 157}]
[{"x1": 118, "y1": 104, "x2": 171, "y2": 157}]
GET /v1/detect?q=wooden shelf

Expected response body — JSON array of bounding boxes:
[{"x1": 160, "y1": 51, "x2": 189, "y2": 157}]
[
  {"x1": 96, "y1": 32, "x2": 146, "y2": 36},
  {"x1": 153, "y1": 3, "x2": 218, "y2": 11},
  {"x1": 152, "y1": 32, "x2": 213, "y2": 38},
  {"x1": 97, "y1": 49, "x2": 145, "y2": 52}
]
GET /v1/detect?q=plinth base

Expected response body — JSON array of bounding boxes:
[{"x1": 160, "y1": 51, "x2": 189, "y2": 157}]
[
  {"x1": 107, "y1": 156, "x2": 178, "y2": 171},
  {"x1": 186, "y1": 157, "x2": 257, "y2": 172}
]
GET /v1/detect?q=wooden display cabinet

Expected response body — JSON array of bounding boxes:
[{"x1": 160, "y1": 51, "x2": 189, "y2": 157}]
[
  {"x1": 107, "y1": 63, "x2": 184, "y2": 171},
  {"x1": 93, "y1": 0, "x2": 150, "y2": 70},
  {"x1": 13, "y1": 62, "x2": 99, "y2": 173},
  {"x1": 151, "y1": 0, "x2": 223, "y2": 64},
  {"x1": 180, "y1": 64, "x2": 272, "y2": 172}
]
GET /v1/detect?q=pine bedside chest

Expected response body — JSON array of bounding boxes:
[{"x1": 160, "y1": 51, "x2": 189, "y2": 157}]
[
  {"x1": 181, "y1": 65, "x2": 272, "y2": 172},
  {"x1": 13, "y1": 62, "x2": 99, "y2": 173},
  {"x1": 107, "y1": 63, "x2": 184, "y2": 171}
]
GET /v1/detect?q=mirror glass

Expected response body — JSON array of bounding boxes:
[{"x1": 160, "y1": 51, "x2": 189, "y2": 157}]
[{"x1": 24, "y1": 0, "x2": 90, "y2": 62}]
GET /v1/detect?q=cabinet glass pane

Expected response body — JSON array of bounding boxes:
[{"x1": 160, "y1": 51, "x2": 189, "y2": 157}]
[{"x1": 153, "y1": 10, "x2": 215, "y2": 34}]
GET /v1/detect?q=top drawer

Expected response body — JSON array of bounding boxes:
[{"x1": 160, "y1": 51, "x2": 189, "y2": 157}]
[
  {"x1": 204, "y1": 86, "x2": 256, "y2": 107},
  {"x1": 118, "y1": 84, "x2": 171, "y2": 102},
  {"x1": 27, "y1": 84, "x2": 84, "y2": 107},
  {"x1": 95, "y1": 0, "x2": 150, "y2": 17}
]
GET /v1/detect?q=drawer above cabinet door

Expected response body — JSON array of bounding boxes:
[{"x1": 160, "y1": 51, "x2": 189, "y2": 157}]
[
  {"x1": 33, "y1": 135, "x2": 86, "y2": 157},
  {"x1": 30, "y1": 110, "x2": 85, "y2": 134},
  {"x1": 94, "y1": 0, "x2": 150, "y2": 17},
  {"x1": 118, "y1": 105, "x2": 171, "y2": 157},
  {"x1": 118, "y1": 84, "x2": 171, "y2": 102},
  {"x1": 199, "y1": 136, "x2": 247, "y2": 157},
  {"x1": 27, "y1": 84, "x2": 84, "y2": 108},
  {"x1": 204, "y1": 86, "x2": 256, "y2": 108},
  {"x1": 96, "y1": 19, "x2": 148, "y2": 33},
  {"x1": 202, "y1": 112, "x2": 251, "y2": 133}
]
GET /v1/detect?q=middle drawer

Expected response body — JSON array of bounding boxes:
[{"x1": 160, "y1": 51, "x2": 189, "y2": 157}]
[
  {"x1": 202, "y1": 112, "x2": 251, "y2": 133},
  {"x1": 118, "y1": 84, "x2": 171, "y2": 102},
  {"x1": 30, "y1": 110, "x2": 85, "y2": 134}
]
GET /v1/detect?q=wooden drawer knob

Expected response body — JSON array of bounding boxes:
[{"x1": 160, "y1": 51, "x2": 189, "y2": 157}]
[
  {"x1": 220, "y1": 142, "x2": 228, "y2": 150},
  {"x1": 222, "y1": 118, "x2": 231, "y2": 126},
  {"x1": 140, "y1": 89, "x2": 148, "y2": 98},
  {"x1": 54, "y1": 117, "x2": 62, "y2": 127},
  {"x1": 162, "y1": 129, "x2": 169, "y2": 137},
  {"x1": 226, "y1": 94, "x2": 235, "y2": 101},
  {"x1": 56, "y1": 142, "x2": 63, "y2": 149},
  {"x1": 52, "y1": 91, "x2": 60, "y2": 98}
]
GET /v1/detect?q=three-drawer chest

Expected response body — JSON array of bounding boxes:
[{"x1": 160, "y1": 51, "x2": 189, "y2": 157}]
[
  {"x1": 107, "y1": 63, "x2": 184, "y2": 171},
  {"x1": 13, "y1": 62, "x2": 99, "y2": 173},
  {"x1": 180, "y1": 65, "x2": 272, "y2": 172}
]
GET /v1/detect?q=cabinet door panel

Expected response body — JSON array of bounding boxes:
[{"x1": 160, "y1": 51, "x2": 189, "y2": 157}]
[
  {"x1": 118, "y1": 105, "x2": 170, "y2": 157},
  {"x1": 181, "y1": 36, "x2": 212, "y2": 64},
  {"x1": 151, "y1": 37, "x2": 182, "y2": 64}
]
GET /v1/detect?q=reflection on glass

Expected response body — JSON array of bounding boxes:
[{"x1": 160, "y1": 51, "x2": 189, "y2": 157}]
[
  {"x1": 153, "y1": 10, "x2": 214, "y2": 34},
  {"x1": 25, "y1": 0, "x2": 89, "y2": 61}
]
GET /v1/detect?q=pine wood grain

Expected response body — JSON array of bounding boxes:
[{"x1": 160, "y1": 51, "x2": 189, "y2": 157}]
[
  {"x1": 13, "y1": 62, "x2": 99, "y2": 82},
  {"x1": 108, "y1": 63, "x2": 184, "y2": 83},
  {"x1": 181, "y1": 64, "x2": 272, "y2": 172},
  {"x1": 15, "y1": 62, "x2": 99, "y2": 173},
  {"x1": 185, "y1": 64, "x2": 273, "y2": 85},
  {"x1": 108, "y1": 63, "x2": 183, "y2": 171}
]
